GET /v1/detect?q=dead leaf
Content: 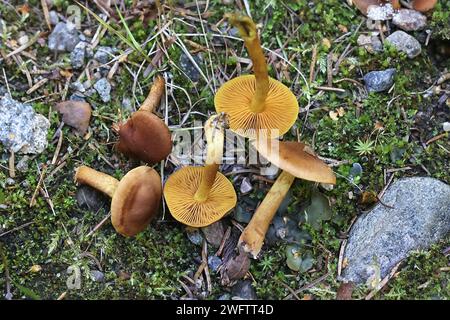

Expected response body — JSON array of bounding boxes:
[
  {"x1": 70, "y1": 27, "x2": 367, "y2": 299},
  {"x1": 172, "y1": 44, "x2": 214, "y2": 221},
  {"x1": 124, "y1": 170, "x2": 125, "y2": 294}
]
[
  {"x1": 329, "y1": 110, "x2": 339, "y2": 121},
  {"x1": 55, "y1": 101, "x2": 92, "y2": 135},
  {"x1": 29, "y1": 265, "x2": 42, "y2": 273},
  {"x1": 60, "y1": 69, "x2": 73, "y2": 79},
  {"x1": 337, "y1": 107, "x2": 345, "y2": 117},
  {"x1": 220, "y1": 246, "x2": 250, "y2": 286},
  {"x1": 374, "y1": 121, "x2": 384, "y2": 131},
  {"x1": 336, "y1": 282, "x2": 354, "y2": 300},
  {"x1": 360, "y1": 190, "x2": 378, "y2": 205},
  {"x1": 17, "y1": 4, "x2": 30, "y2": 16}
]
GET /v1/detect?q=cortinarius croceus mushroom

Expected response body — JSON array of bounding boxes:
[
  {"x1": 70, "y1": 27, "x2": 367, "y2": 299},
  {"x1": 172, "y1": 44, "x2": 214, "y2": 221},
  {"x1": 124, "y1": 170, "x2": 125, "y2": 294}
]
[
  {"x1": 239, "y1": 139, "x2": 336, "y2": 258},
  {"x1": 75, "y1": 165, "x2": 162, "y2": 237},
  {"x1": 116, "y1": 75, "x2": 172, "y2": 164},
  {"x1": 215, "y1": 14, "x2": 299, "y2": 139},
  {"x1": 163, "y1": 114, "x2": 237, "y2": 227}
]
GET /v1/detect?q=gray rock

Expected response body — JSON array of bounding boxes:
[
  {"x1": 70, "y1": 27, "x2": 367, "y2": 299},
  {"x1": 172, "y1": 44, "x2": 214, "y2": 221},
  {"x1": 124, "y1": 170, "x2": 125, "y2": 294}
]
[
  {"x1": 201, "y1": 220, "x2": 225, "y2": 248},
  {"x1": 363, "y1": 68, "x2": 396, "y2": 92},
  {"x1": 240, "y1": 177, "x2": 253, "y2": 194},
  {"x1": 48, "y1": 22, "x2": 80, "y2": 52},
  {"x1": 76, "y1": 185, "x2": 108, "y2": 212},
  {"x1": 48, "y1": 11, "x2": 59, "y2": 25},
  {"x1": 385, "y1": 31, "x2": 421, "y2": 58},
  {"x1": 0, "y1": 95, "x2": 50, "y2": 154},
  {"x1": 16, "y1": 155, "x2": 30, "y2": 172},
  {"x1": 367, "y1": 3, "x2": 394, "y2": 21},
  {"x1": 340, "y1": 177, "x2": 450, "y2": 284},
  {"x1": 231, "y1": 280, "x2": 257, "y2": 300},
  {"x1": 357, "y1": 34, "x2": 383, "y2": 53},
  {"x1": 94, "y1": 46, "x2": 115, "y2": 64},
  {"x1": 208, "y1": 256, "x2": 222, "y2": 272},
  {"x1": 179, "y1": 53, "x2": 202, "y2": 82},
  {"x1": 93, "y1": 78, "x2": 111, "y2": 102},
  {"x1": 6, "y1": 178, "x2": 15, "y2": 186},
  {"x1": 90, "y1": 270, "x2": 105, "y2": 282},
  {"x1": 186, "y1": 229, "x2": 203, "y2": 246},
  {"x1": 392, "y1": 9, "x2": 427, "y2": 31},
  {"x1": 70, "y1": 41, "x2": 87, "y2": 69}
]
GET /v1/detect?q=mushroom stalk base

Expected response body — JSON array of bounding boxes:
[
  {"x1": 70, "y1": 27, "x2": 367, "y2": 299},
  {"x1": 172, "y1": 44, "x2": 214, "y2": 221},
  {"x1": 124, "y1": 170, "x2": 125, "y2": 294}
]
[
  {"x1": 193, "y1": 164, "x2": 219, "y2": 202},
  {"x1": 139, "y1": 75, "x2": 165, "y2": 113},
  {"x1": 239, "y1": 170, "x2": 295, "y2": 258},
  {"x1": 75, "y1": 166, "x2": 119, "y2": 198},
  {"x1": 228, "y1": 14, "x2": 269, "y2": 114}
]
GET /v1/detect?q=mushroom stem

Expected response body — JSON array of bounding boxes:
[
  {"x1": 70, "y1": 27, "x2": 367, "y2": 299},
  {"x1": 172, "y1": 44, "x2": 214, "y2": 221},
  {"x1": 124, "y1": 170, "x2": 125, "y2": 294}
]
[
  {"x1": 75, "y1": 166, "x2": 119, "y2": 198},
  {"x1": 138, "y1": 75, "x2": 165, "y2": 113},
  {"x1": 193, "y1": 115, "x2": 226, "y2": 202},
  {"x1": 239, "y1": 170, "x2": 296, "y2": 258},
  {"x1": 227, "y1": 14, "x2": 269, "y2": 114}
]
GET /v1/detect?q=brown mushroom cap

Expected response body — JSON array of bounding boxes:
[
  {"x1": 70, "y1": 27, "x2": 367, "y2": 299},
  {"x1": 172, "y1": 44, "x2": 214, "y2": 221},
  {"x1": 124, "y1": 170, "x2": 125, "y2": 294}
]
[
  {"x1": 412, "y1": 0, "x2": 437, "y2": 12},
  {"x1": 111, "y1": 166, "x2": 162, "y2": 237},
  {"x1": 163, "y1": 166, "x2": 237, "y2": 227},
  {"x1": 253, "y1": 140, "x2": 336, "y2": 184},
  {"x1": 214, "y1": 75, "x2": 299, "y2": 139},
  {"x1": 116, "y1": 111, "x2": 172, "y2": 165}
]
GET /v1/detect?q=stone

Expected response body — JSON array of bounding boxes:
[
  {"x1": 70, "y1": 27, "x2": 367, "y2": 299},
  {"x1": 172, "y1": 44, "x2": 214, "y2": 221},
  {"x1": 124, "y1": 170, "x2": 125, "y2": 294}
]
[
  {"x1": 48, "y1": 22, "x2": 80, "y2": 52},
  {"x1": 76, "y1": 185, "x2": 109, "y2": 212},
  {"x1": 367, "y1": 3, "x2": 394, "y2": 21},
  {"x1": 94, "y1": 78, "x2": 111, "y2": 103},
  {"x1": 201, "y1": 221, "x2": 225, "y2": 248},
  {"x1": 339, "y1": 177, "x2": 450, "y2": 284},
  {"x1": 179, "y1": 53, "x2": 203, "y2": 82},
  {"x1": 240, "y1": 177, "x2": 253, "y2": 194},
  {"x1": 70, "y1": 41, "x2": 87, "y2": 69},
  {"x1": 363, "y1": 68, "x2": 396, "y2": 92},
  {"x1": 0, "y1": 95, "x2": 50, "y2": 154},
  {"x1": 357, "y1": 34, "x2": 382, "y2": 53},
  {"x1": 48, "y1": 10, "x2": 59, "y2": 25},
  {"x1": 231, "y1": 280, "x2": 257, "y2": 300},
  {"x1": 392, "y1": 9, "x2": 427, "y2": 31},
  {"x1": 208, "y1": 256, "x2": 222, "y2": 272},
  {"x1": 385, "y1": 31, "x2": 422, "y2": 58},
  {"x1": 16, "y1": 155, "x2": 30, "y2": 172},
  {"x1": 443, "y1": 122, "x2": 450, "y2": 132},
  {"x1": 90, "y1": 270, "x2": 105, "y2": 282},
  {"x1": 94, "y1": 46, "x2": 115, "y2": 64}
]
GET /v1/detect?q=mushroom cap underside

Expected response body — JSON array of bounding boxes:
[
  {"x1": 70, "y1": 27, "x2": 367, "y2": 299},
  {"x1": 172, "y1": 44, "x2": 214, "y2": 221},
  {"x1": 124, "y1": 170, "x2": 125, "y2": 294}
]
[
  {"x1": 253, "y1": 140, "x2": 336, "y2": 184},
  {"x1": 163, "y1": 166, "x2": 237, "y2": 227},
  {"x1": 116, "y1": 111, "x2": 172, "y2": 164},
  {"x1": 214, "y1": 75, "x2": 299, "y2": 139},
  {"x1": 111, "y1": 166, "x2": 162, "y2": 237}
]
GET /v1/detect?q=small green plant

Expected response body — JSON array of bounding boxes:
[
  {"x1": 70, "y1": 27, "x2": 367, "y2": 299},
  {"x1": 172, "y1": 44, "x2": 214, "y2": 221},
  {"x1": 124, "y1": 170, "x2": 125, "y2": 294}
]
[{"x1": 354, "y1": 139, "x2": 375, "y2": 156}]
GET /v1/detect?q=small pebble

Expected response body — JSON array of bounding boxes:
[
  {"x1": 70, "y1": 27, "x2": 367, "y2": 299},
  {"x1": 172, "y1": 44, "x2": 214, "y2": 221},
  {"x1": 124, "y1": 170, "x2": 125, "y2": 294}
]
[
  {"x1": 90, "y1": 270, "x2": 105, "y2": 282},
  {"x1": 240, "y1": 177, "x2": 253, "y2": 194},
  {"x1": 385, "y1": 31, "x2": 422, "y2": 59},
  {"x1": 443, "y1": 122, "x2": 450, "y2": 132},
  {"x1": 208, "y1": 256, "x2": 222, "y2": 272},
  {"x1": 70, "y1": 41, "x2": 87, "y2": 69},
  {"x1": 93, "y1": 78, "x2": 111, "y2": 103},
  {"x1": 364, "y1": 68, "x2": 396, "y2": 93},
  {"x1": 48, "y1": 10, "x2": 59, "y2": 25},
  {"x1": 392, "y1": 9, "x2": 427, "y2": 31}
]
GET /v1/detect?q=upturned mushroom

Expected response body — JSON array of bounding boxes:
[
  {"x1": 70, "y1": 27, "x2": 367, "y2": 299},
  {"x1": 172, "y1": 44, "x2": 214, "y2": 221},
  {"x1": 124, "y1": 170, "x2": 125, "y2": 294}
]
[
  {"x1": 163, "y1": 114, "x2": 237, "y2": 227},
  {"x1": 75, "y1": 165, "x2": 162, "y2": 237},
  {"x1": 239, "y1": 139, "x2": 336, "y2": 258},
  {"x1": 115, "y1": 75, "x2": 172, "y2": 164},
  {"x1": 214, "y1": 14, "x2": 299, "y2": 139}
]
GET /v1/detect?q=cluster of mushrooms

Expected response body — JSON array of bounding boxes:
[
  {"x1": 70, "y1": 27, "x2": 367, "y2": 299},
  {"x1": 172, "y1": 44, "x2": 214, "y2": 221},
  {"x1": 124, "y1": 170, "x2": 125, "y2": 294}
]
[{"x1": 74, "y1": 14, "x2": 336, "y2": 259}]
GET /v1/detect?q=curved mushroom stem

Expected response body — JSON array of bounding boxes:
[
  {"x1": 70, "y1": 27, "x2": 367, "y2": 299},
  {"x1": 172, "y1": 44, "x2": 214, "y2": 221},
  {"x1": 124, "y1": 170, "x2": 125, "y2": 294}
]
[
  {"x1": 238, "y1": 170, "x2": 295, "y2": 258},
  {"x1": 138, "y1": 75, "x2": 165, "y2": 113},
  {"x1": 227, "y1": 14, "x2": 269, "y2": 114},
  {"x1": 194, "y1": 115, "x2": 226, "y2": 202},
  {"x1": 75, "y1": 166, "x2": 120, "y2": 198}
]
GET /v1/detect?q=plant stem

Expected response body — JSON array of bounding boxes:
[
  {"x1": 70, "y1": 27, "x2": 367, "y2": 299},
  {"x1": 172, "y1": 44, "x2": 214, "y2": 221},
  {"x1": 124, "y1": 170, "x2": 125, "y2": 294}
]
[
  {"x1": 75, "y1": 166, "x2": 119, "y2": 198},
  {"x1": 239, "y1": 170, "x2": 295, "y2": 258},
  {"x1": 193, "y1": 115, "x2": 225, "y2": 202},
  {"x1": 228, "y1": 14, "x2": 269, "y2": 113},
  {"x1": 139, "y1": 75, "x2": 165, "y2": 113}
]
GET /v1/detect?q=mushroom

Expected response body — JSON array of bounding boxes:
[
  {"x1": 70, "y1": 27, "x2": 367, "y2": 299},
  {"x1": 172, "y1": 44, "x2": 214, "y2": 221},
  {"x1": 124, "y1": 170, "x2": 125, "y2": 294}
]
[
  {"x1": 239, "y1": 140, "x2": 336, "y2": 258},
  {"x1": 115, "y1": 75, "x2": 172, "y2": 164},
  {"x1": 163, "y1": 114, "x2": 237, "y2": 227},
  {"x1": 214, "y1": 14, "x2": 299, "y2": 139},
  {"x1": 411, "y1": 0, "x2": 438, "y2": 12},
  {"x1": 75, "y1": 165, "x2": 162, "y2": 237}
]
